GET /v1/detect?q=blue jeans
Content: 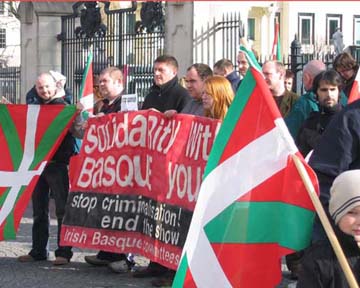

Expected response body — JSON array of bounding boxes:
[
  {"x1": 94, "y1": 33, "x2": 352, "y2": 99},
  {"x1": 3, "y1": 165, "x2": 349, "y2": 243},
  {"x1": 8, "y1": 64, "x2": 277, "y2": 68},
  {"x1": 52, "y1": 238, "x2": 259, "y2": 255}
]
[{"x1": 29, "y1": 162, "x2": 72, "y2": 260}]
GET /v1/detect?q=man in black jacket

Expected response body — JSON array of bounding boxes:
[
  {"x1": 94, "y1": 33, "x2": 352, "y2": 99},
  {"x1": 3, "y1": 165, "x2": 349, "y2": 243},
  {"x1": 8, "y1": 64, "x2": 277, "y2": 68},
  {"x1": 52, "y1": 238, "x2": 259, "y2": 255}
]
[
  {"x1": 141, "y1": 55, "x2": 190, "y2": 112},
  {"x1": 309, "y1": 98, "x2": 360, "y2": 243},
  {"x1": 296, "y1": 70, "x2": 342, "y2": 158},
  {"x1": 134, "y1": 56, "x2": 190, "y2": 284},
  {"x1": 18, "y1": 73, "x2": 76, "y2": 265},
  {"x1": 213, "y1": 58, "x2": 241, "y2": 93},
  {"x1": 81, "y1": 67, "x2": 135, "y2": 271}
]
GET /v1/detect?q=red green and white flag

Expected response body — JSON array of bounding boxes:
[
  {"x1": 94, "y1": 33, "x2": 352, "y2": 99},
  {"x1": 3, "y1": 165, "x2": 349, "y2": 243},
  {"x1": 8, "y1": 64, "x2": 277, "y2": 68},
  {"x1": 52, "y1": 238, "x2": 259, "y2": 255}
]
[
  {"x1": 173, "y1": 47, "x2": 318, "y2": 287},
  {"x1": 272, "y1": 20, "x2": 281, "y2": 61},
  {"x1": 0, "y1": 104, "x2": 76, "y2": 240},
  {"x1": 79, "y1": 51, "x2": 94, "y2": 116}
]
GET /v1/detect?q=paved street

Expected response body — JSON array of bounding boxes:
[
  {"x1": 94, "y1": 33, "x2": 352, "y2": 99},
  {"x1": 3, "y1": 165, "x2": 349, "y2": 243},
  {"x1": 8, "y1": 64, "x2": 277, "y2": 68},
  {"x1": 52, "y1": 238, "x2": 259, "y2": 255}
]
[{"x1": 0, "y1": 202, "x2": 296, "y2": 288}]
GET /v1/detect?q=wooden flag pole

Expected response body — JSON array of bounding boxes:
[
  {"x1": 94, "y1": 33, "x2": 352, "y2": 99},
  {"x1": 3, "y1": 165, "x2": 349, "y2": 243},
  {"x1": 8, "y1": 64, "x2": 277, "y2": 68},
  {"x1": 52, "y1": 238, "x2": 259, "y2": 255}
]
[{"x1": 292, "y1": 154, "x2": 359, "y2": 288}]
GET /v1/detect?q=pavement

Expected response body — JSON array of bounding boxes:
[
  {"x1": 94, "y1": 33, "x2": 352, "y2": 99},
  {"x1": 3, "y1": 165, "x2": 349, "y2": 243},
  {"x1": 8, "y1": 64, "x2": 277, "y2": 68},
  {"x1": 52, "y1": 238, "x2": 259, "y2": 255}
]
[{"x1": 0, "y1": 201, "x2": 297, "y2": 288}]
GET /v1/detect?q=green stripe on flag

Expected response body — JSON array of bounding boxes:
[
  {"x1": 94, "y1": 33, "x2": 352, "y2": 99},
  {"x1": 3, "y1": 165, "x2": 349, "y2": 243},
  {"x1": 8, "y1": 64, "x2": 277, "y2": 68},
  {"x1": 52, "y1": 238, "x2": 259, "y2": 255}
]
[
  {"x1": 172, "y1": 253, "x2": 189, "y2": 288},
  {"x1": 204, "y1": 201, "x2": 314, "y2": 251},
  {"x1": 79, "y1": 51, "x2": 93, "y2": 98},
  {"x1": 1, "y1": 187, "x2": 26, "y2": 239},
  {"x1": 204, "y1": 71, "x2": 256, "y2": 178},
  {"x1": 30, "y1": 105, "x2": 76, "y2": 169},
  {"x1": 0, "y1": 105, "x2": 23, "y2": 170}
]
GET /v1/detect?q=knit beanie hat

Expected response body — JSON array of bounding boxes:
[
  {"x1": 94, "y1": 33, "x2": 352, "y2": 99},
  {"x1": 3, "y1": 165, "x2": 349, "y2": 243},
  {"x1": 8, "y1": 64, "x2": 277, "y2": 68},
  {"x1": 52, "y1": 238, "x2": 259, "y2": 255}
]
[{"x1": 329, "y1": 170, "x2": 360, "y2": 224}]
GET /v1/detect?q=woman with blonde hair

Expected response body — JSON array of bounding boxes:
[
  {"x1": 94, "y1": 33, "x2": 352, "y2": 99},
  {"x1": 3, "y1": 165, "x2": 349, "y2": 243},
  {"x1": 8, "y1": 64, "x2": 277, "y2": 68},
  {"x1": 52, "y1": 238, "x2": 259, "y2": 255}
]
[{"x1": 202, "y1": 75, "x2": 234, "y2": 120}]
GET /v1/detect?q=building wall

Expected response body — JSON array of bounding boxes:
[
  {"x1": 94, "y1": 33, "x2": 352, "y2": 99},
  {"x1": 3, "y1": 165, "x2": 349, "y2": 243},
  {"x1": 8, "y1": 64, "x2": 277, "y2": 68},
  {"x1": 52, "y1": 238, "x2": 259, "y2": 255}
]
[
  {"x1": 19, "y1": 2, "x2": 73, "y2": 103},
  {"x1": 0, "y1": 6, "x2": 20, "y2": 67},
  {"x1": 193, "y1": 1, "x2": 360, "y2": 64}
]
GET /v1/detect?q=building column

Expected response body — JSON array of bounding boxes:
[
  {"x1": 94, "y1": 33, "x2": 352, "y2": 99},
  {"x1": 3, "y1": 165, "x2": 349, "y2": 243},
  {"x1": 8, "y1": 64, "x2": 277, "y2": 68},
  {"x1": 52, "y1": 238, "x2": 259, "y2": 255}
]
[
  {"x1": 165, "y1": 2, "x2": 193, "y2": 76},
  {"x1": 18, "y1": 2, "x2": 73, "y2": 103}
]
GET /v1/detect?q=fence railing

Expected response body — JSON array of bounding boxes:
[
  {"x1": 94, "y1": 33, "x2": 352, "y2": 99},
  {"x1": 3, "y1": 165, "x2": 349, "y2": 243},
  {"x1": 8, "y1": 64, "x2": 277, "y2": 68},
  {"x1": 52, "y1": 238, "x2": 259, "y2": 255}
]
[
  {"x1": 0, "y1": 67, "x2": 20, "y2": 104},
  {"x1": 61, "y1": 2, "x2": 164, "y2": 105}
]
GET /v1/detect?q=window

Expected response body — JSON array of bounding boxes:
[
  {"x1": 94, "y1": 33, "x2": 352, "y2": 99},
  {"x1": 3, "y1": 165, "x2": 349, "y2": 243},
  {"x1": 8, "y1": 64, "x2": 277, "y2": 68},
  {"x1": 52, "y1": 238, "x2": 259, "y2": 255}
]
[
  {"x1": 0, "y1": 2, "x2": 4, "y2": 16},
  {"x1": 0, "y1": 29, "x2": 6, "y2": 48},
  {"x1": 298, "y1": 13, "x2": 314, "y2": 45},
  {"x1": 354, "y1": 16, "x2": 360, "y2": 45},
  {"x1": 327, "y1": 14, "x2": 342, "y2": 44},
  {"x1": 247, "y1": 18, "x2": 255, "y2": 40}
]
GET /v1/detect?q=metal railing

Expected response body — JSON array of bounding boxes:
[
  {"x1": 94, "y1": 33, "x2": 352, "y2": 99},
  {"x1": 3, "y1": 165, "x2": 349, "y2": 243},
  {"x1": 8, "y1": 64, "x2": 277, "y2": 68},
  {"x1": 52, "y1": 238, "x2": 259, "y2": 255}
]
[{"x1": 0, "y1": 66, "x2": 20, "y2": 104}]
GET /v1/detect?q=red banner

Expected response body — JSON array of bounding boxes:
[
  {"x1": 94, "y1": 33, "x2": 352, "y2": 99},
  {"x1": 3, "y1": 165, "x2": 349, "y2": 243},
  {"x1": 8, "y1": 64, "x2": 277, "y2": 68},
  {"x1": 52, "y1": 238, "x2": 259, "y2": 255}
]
[{"x1": 61, "y1": 110, "x2": 220, "y2": 269}]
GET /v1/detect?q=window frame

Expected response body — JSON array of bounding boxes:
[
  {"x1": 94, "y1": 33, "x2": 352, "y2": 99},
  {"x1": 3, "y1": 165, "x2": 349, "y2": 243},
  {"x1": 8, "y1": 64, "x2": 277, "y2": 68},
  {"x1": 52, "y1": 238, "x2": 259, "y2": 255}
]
[
  {"x1": 354, "y1": 15, "x2": 360, "y2": 45},
  {"x1": 298, "y1": 13, "x2": 314, "y2": 45},
  {"x1": 247, "y1": 18, "x2": 255, "y2": 41},
  {"x1": 0, "y1": 2, "x2": 5, "y2": 16},
  {"x1": 326, "y1": 14, "x2": 342, "y2": 45}
]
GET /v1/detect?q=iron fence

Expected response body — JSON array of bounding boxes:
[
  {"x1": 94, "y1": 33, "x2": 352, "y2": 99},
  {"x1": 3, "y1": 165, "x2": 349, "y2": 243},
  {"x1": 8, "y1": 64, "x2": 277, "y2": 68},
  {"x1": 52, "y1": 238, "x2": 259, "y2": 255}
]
[
  {"x1": 0, "y1": 67, "x2": 20, "y2": 104},
  {"x1": 60, "y1": 2, "x2": 164, "y2": 105}
]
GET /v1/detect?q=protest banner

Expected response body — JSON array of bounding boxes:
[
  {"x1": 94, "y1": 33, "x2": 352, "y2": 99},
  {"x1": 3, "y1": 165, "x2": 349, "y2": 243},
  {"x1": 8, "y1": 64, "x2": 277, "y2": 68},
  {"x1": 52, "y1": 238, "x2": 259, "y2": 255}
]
[{"x1": 61, "y1": 110, "x2": 220, "y2": 269}]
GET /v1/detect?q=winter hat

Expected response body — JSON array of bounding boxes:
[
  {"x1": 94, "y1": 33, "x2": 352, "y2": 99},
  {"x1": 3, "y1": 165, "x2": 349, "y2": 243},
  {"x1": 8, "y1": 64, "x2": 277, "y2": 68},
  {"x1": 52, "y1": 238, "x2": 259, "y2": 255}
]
[{"x1": 329, "y1": 170, "x2": 360, "y2": 224}]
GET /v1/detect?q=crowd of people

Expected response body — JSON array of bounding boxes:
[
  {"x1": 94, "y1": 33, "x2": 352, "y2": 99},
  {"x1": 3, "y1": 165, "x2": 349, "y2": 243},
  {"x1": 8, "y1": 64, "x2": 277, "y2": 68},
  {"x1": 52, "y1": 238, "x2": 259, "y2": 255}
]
[{"x1": 15, "y1": 49, "x2": 360, "y2": 286}]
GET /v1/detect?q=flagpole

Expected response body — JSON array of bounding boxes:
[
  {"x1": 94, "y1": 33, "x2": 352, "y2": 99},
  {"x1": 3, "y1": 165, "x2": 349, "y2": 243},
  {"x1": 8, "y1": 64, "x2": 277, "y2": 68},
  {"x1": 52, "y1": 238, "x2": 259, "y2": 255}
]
[{"x1": 292, "y1": 154, "x2": 359, "y2": 288}]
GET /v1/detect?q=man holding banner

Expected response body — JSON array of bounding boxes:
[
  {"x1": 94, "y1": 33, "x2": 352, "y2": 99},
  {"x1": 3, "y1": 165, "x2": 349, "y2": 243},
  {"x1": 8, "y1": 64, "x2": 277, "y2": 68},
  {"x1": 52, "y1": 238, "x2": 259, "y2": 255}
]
[
  {"x1": 18, "y1": 73, "x2": 77, "y2": 265},
  {"x1": 81, "y1": 67, "x2": 135, "y2": 270}
]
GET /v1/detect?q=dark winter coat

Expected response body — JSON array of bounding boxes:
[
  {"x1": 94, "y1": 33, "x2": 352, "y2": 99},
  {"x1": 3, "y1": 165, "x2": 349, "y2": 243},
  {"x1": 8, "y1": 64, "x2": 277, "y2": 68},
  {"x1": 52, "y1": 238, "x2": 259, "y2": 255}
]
[
  {"x1": 297, "y1": 227, "x2": 360, "y2": 288},
  {"x1": 99, "y1": 95, "x2": 122, "y2": 115},
  {"x1": 309, "y1": 99, "x2": 360, "y2": 209},
  {"x1": 296, "y1": 104, "x2": 341, "y2": 157},
  {"x1": 141, "y1": 76, "x2": 191, "y2": 112},
  {"x1": 226, "y1": 70, "x2": 241, "y2": 93}
]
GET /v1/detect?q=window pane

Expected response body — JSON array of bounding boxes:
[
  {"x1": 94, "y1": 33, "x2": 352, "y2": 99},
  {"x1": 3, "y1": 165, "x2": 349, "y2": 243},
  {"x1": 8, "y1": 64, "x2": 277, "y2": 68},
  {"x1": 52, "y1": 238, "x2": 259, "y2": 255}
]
[
  {"x1": 356, "y1": 19, "x2": 360, "y2": 45},
  {"x1": 247, "y1": 18, "x2": 255, "y2": 40},
  {"x1": 0, "y1": 29, "x2": 6, "y2": 48},
  {"x1": 0, "y1": 2, "x2": 4, "y2": 15},
  {"x1": 301, "y1": 19, "x2": 310, "y2": 44},
  {"x1": 329, "y1": 19, "x2": 339, "y2": 42}
]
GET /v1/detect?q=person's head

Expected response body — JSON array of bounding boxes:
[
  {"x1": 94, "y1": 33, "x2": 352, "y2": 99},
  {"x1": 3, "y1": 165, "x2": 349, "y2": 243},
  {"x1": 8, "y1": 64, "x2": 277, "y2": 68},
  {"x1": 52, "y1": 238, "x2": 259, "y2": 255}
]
[
  {"x1": 35, "y1": 73, "x2": 58, "y2": 101},
  {"x1": 185, "y1": 63, "x2": 213, "y2": 100},
  {"x1": 153, "y1": 55, "x2": 178, "y2": 86},
  {"x1": 236, "y1": 51, "x2": 249, "y2": 77},
  {"x1": 202, "y1": 75, "x2": 234, "y2": 120},
  {"x1": 333, "y1": 52, "x2": 358, "y2": 81},
  {"x1": 312, "y1": 70, "x2": 342, "y2": 108},
  {"x1": 285, "y1": 70, "x2": 295, "y2": 92},
  {"x1": 262, "y1": 61, "x2": 286, "y2": 96},
  {"x1": 213, "y1": 59, "x2": 234, "y2": 77},
  {"x1": 303, "y1": 60, "x2": 326, "y2": 91},
  {"x1": 93, "y1": 75, "x2": 103, "y2": 101},
  {"x1": 99, "y1": 67, "x2": 124, "y2": 101},
  {"x1": 329, "y1": 170, "x2": 360, "y2": 242}
]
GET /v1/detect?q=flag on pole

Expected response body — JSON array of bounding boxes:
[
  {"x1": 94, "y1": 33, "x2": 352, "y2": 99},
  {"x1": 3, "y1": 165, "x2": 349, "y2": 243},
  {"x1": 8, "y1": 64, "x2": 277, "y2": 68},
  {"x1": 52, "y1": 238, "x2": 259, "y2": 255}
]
[
  {"x1": 173, "y1": 46, "x2": 319, "y2": 288},
  {"x1": 0, "y1": 104, "x2": 76, "y2": 240},
  {"x1": 79, "y1": 51, "x2": 94, "y2": 117},
  {"x1": 272, "y1": 20, "x2": 281, "y2": 61},
  {"x1": 348, "y1": 68, "x2": 360, "y2": 103}
]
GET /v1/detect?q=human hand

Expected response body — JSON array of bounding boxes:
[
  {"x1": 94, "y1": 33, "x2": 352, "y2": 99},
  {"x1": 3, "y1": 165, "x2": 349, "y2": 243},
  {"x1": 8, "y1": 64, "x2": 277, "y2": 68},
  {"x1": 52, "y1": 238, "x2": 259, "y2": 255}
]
[
  {"x1": 81, "y1": 120, "x2": 89, "y2": 130},
  {"x1": 164, "y1": 109, "x2": 177, "y2": 118},
  {"x1": 76, "y1": 102, "x2": 84, "y2": 112}
]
